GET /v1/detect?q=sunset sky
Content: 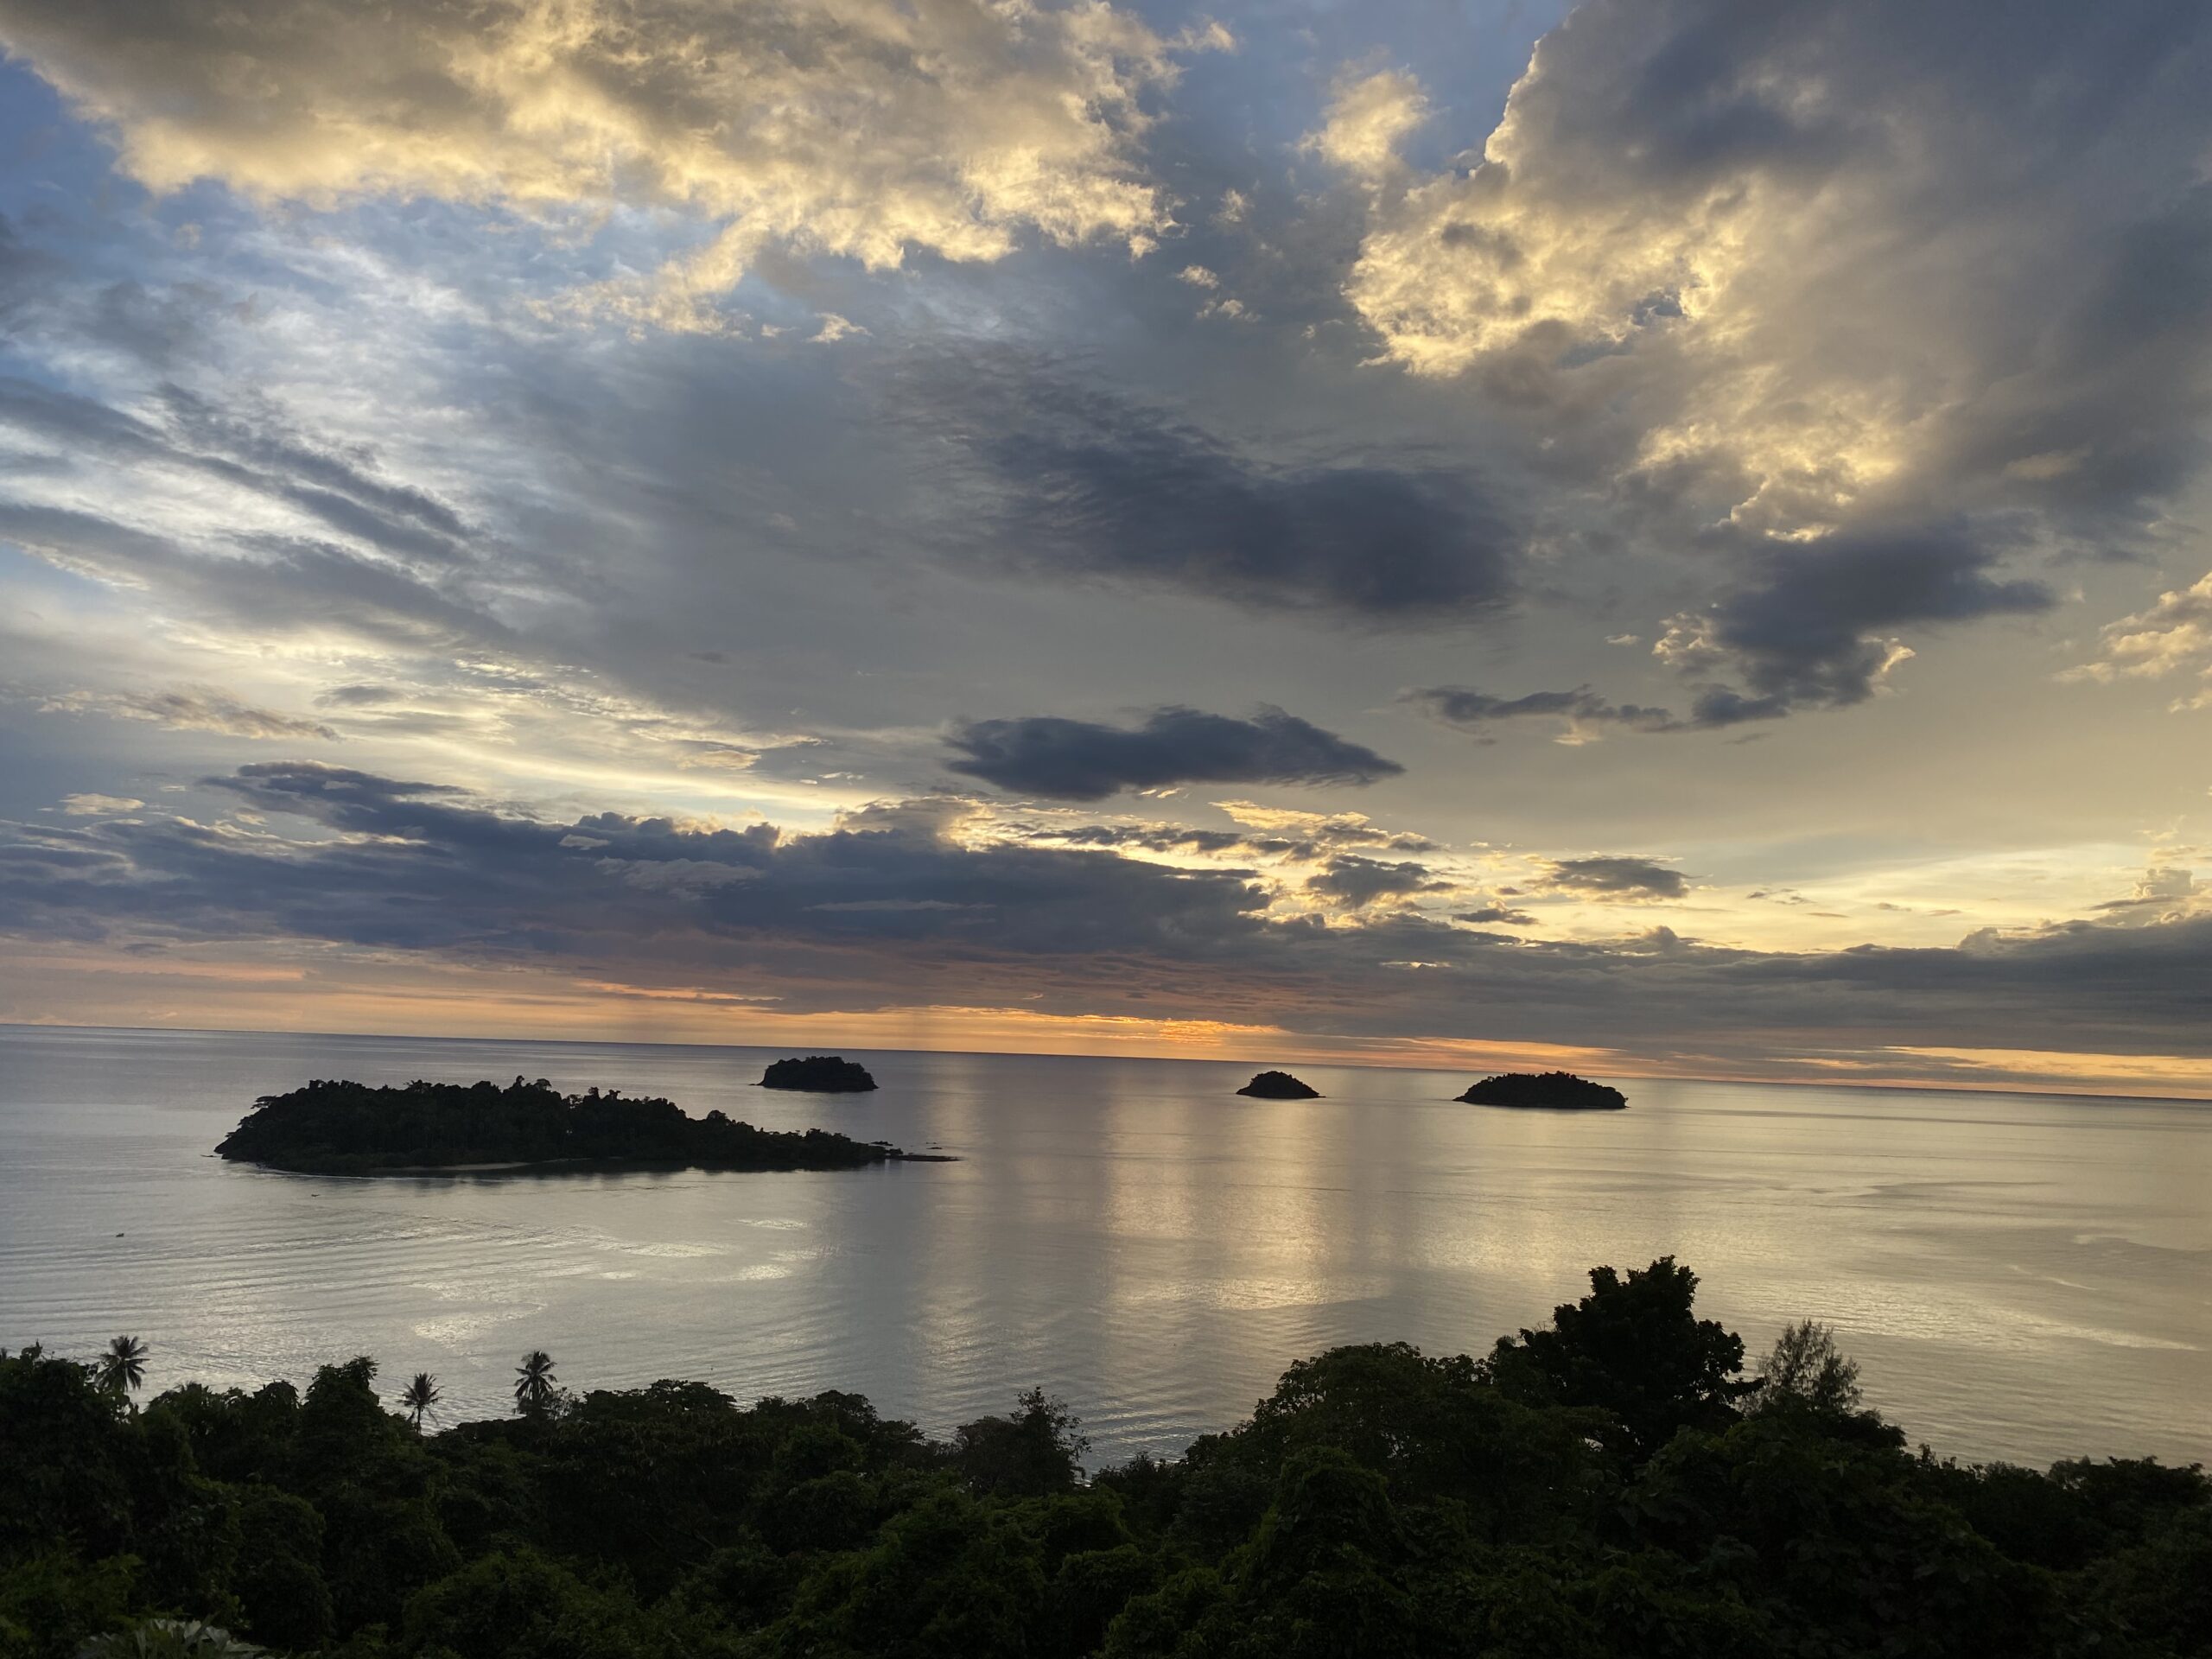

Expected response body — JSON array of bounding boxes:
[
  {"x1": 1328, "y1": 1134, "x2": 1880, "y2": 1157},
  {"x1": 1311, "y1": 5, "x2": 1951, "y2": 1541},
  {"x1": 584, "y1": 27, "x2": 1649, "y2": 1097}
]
[{"x1": 1, "y1": 0, "x2": 2209, "y2": 1095}]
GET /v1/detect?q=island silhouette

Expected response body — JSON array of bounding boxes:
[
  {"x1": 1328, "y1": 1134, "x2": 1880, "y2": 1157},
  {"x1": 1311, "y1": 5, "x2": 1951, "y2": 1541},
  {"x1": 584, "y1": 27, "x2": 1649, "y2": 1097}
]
[
  {"x1": 759, "y1": 1055, "x2": 879, "y2": 1092},
  {"x1": 214, "y1": 1077, "x2": 932, "y2": 1174},
  {"x1": 1237, "y1": 1070, "x2": 1321, "y2": 1098},
  {"x1": 1459, "y1": 1071, "x2": 1628, "y2": 1110}
]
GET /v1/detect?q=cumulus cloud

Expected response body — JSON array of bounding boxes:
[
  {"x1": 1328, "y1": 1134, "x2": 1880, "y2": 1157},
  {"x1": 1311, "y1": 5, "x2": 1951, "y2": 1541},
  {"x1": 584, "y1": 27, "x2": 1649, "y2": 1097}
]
[
  {"x1": 1304, "y1": 69, "x2": 1428, "y2": 182},
  {"x1": 1540, "y1": 855, "x2": 1688, "y2": 900},
  {"x1": 0, "y1": 0, "x2": 1217, "y2": 331},
  {"x1": 2064, "y1": 570, "x2": 2212, "y2": 709},
  {"x1": 1328, "y1": 0, "x2": 2210, "y2": 714},
  {"x1": 1306, "y1": 854, "x2": 1448, "y2": 907},
  {"x1": 945, "y1": 706, "x2": 1403, "y2": 801}
]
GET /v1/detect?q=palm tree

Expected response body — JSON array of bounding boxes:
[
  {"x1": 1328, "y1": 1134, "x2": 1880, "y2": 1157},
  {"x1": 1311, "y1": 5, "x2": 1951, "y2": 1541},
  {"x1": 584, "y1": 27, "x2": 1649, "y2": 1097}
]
[
  {"x1": 513, "y1": 1349, "x2": 558, "y2": 1419},
  {"x1": 400, "y1": 1370, "x2": 442, "y2": 1431},
  {"x1": 98, "y1": 1335, "x2": 147, "y2": 1395}
]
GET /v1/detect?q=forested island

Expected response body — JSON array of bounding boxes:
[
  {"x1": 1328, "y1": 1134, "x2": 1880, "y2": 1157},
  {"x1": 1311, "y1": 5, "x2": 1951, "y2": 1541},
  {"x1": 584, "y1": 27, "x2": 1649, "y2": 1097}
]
[
  {"x1": 1459, "y1": 1070, "x2": 1629, "y2": 1110},
  {"x1": 9, "y1": 1258, "x2": 2207, "y2": 1659},
  {"x1": 213, "y1": 1077, "x2": 920, "y2": 1176},
  {"x1": 1236, "y1": 1071, "x2": 1320, "y2": 1098},
  {"x1": 759, "y1": 1055, "x2": 878, "y2": 1093}
]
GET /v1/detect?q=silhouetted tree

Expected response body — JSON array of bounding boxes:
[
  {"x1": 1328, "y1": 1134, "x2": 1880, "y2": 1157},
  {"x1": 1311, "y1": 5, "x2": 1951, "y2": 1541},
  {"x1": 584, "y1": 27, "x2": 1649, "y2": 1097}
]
[
  {"x1": 98, "y1": 1336, "x2": 148, "y2": 1396},
  {"x1": 513, "y1": 1351, "x2": 558, "y2": 1421},
  {"x1": 1486, "y1": 1256, "x2": 1756, "y2": 1458},
  {"x1": 400, "y1": 1371, "x2": 442, "y2": 1432},
  {"x1": 1754, "y1": 1319, "x2": 1863, "y2": 1414},
  {"x1": 953, "y1": 1387, "x2": 1090, "y2": 1497},
  {"x1": 10, "y1": 1261, "x2": 2211, "y2": 1659}
]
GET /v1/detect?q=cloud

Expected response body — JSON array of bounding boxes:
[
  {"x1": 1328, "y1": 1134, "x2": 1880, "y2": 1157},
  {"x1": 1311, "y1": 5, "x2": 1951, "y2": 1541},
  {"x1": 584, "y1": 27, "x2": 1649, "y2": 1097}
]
[
  {"x1": 10, "y1": 764, "x2": 2212, "y2": 1071},
  {"x1": 0, "y1": 0, "x2": 1217, "y2": 332},
  {"x1": 1306, "y1": 854, "x2": 1448, "y2": 907},
  {"x1": 1304, "y1": 69, "x2": 1429, "y2": 182},
  {"x1": 945, "y1": 706, "x2": 1404, "y2": 801},
  {"x1": 2064, "y1": 569, "x2": 2212, "y2": 708},
  {"x1": 58, "y1": 793, "x2": 143, "y2": 817},
  {"x1": 38, "y1": 686, "x2": 340, "y2": 742},
  {"x1": 1540, "y1": 855, "x2": 1688, "y2": 900},
  {"x1": 900, "y1": 359, "x2": 1519, "y2": 620},
  {"x1": 1655, "y1": 522, "x2": 2056, "y2": 721},
  {"x1": 1455, "y1": 905, "x2": 1535, "y2": 927},
  {"x1": 1326, "y1": 0, "x2": 2210, "y2": 712},
  {"x1": 2, "y1": 761, "x2": 1272, "y2": 981},
  {"x1": 1045, "y1": 824, "x2": 1255, "y2": 856},
  {"x1": 1411, "y1": 523, "x2": 2053, "y2": 732},
  {"x1": 1406, "y1": 684, "x2": 1682, "y2": 738}
]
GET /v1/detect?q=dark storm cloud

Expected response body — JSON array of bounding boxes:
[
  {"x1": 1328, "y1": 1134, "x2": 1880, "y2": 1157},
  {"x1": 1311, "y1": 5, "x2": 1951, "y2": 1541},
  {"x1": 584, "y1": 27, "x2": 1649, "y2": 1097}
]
[
  {"x1": 1306, "y1": 855, "x2": 1448, "y2": 907},
  {"x1": 1540, "y1": 856, "x2": 1688, "y2": 900},
  {"x1": 1666, "y1": 523, "x2": 2056, "y2": 722},
  {"x1": 944, "y1": 707, "x2": 1403, "y2": 801},
  {"x1": 1405, "y1": 685, "x2": 1683, "y2": 735},
  {"x1": 905, "y1": 360, "x2": 1519, "y2": 620}
]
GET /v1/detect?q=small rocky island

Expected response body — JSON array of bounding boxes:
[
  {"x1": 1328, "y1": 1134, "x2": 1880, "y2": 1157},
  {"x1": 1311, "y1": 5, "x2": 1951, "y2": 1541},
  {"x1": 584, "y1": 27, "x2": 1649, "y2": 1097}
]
[
  {"x1": 760, "y1": 1055, "x2": 878, "y2": 1093},
  {"x1": 1237, "y1": 1070, "x2": 1321, "y2": 1099},
  {"x1": 1458, "y1": 1071, "x2": 1627, "y2": 1110},
  {"x1": 215, "y1": 1077, "x2": 927, "y2": 1175}
]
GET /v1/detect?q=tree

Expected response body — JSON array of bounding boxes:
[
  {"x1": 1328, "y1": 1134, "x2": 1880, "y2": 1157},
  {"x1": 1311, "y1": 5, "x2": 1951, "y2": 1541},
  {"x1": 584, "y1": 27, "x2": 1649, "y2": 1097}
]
[
  {"x1": 400, "y1": 1371, "x2": 442, "y2": 1432},
  {"x1": 99, "y1": 1336, "x2": 148, "y2": 1395},
  {"x1": 952, "y1": 1388, "x2": 1090, "y2": 1497},
  {"x1": 1753, "y1": 1320, "x2": 1863, "y2": 1414},
  {"x1": 1487, "y1": 1257, "x2": 1756, "y2": 1459},
  {"x1": 513, "y1": 1351, "x2": 558, "y2": 1421}
]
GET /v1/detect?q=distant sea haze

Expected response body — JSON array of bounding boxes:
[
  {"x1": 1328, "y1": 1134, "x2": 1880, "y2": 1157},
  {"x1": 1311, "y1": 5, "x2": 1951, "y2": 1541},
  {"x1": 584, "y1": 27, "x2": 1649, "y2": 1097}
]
[{"x1": 1, "y1": 1024, "x2": 2205, "y2": 1468}]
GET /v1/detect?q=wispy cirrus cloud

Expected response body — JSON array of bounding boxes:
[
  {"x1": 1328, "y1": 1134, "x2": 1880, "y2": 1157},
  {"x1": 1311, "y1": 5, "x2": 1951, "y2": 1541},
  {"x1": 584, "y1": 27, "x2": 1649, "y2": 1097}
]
[{"x1": 36, "y1": 686, "x2": 338, "y2": 742}]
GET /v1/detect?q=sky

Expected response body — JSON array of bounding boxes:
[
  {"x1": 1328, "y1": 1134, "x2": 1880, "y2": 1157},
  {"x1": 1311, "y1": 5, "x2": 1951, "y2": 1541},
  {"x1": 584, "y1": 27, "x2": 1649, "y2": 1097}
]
[{"x1": 0, "y1": 0, "x2": 2209, "y2": 1096}]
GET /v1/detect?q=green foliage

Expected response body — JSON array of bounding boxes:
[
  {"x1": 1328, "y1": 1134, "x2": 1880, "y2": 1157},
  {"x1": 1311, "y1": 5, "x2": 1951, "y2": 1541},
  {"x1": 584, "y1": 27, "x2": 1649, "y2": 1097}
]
[{"x1": 5, "y1": 1262, "x2": 2209, "y2": 1659}]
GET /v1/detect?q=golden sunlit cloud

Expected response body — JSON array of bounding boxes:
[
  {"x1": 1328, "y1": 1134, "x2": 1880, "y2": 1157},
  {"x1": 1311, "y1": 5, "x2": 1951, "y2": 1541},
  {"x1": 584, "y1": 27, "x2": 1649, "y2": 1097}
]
[{"x1": 0, "y1": 0, "x2": 1223, "y2": 332}]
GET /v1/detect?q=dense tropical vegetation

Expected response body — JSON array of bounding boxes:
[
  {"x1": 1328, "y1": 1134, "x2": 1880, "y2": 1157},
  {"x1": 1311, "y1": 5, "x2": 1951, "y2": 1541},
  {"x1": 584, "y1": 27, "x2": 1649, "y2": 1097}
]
[
  {"x1": 4, "y1": 1258, "x2": 2206, "y2": 1657},
  {"x1": 1458, "y1": 1072, "x2": 1630, "y2": 1110},
  {"x1": 758, "y1": 1057, "x2": 879, "y2": 1094},
  {"x1": 1235, "y1": 1072, "x2": 1320, "y2": 1099},
  {"x1": 213, "y1": 1078, "x2": 913, "y2": 1175}
]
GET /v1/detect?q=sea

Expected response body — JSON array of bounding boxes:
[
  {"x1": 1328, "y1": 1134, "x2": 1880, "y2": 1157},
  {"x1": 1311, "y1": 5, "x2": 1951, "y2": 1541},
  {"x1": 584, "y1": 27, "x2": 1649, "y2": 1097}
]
[{"x1": 1, "y1": 1024, "x2": 2205, "y2": 1469}]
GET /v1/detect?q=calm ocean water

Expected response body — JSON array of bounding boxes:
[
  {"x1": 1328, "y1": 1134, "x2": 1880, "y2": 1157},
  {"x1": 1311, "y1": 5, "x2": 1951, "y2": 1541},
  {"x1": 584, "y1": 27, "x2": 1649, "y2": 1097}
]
[{"x1": 1, "y1": 1024, "x2": 2206, "y2": 1467}]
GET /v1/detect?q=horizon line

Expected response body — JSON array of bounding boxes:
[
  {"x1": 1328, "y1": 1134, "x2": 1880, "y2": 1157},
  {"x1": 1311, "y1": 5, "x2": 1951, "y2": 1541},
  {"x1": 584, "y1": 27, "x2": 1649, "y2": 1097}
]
[{"x1": 4, "y1": 1017, "x2": 2207, "y2": 1109}]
